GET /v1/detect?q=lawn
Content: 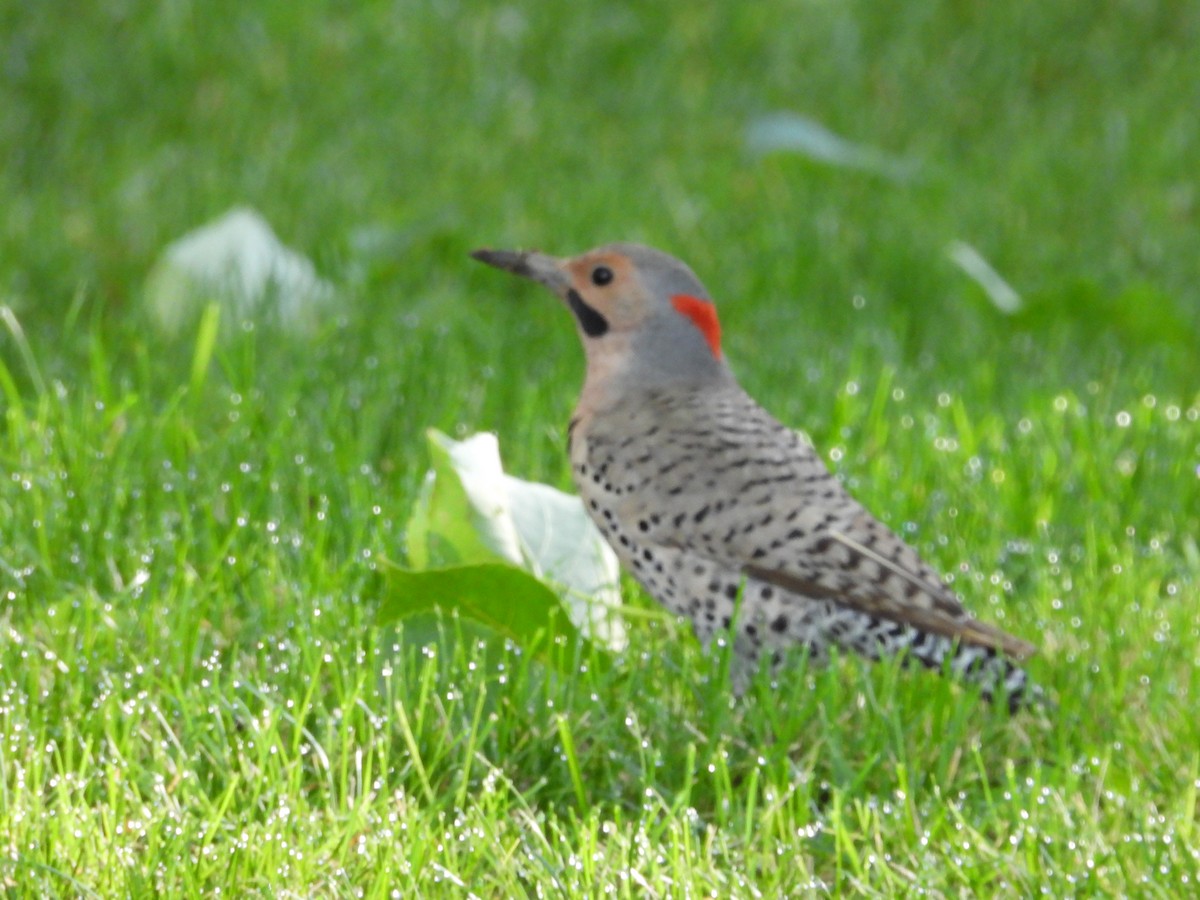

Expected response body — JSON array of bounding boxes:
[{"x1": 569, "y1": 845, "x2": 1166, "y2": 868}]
[{"x1": 2, "y1": 1, "x2": 1198, "y2": 895}]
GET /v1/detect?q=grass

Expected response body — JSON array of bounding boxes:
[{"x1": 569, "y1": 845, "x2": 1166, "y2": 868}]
[{"x1": 2, "y1": 1, "x2": 1199, "y2": 895}]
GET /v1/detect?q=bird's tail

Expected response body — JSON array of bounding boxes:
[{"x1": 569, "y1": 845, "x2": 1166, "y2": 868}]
[{"x1": 899, "y1": 627, "x2": 1046, "y2": 712}]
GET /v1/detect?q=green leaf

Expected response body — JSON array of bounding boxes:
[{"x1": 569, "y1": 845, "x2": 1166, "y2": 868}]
[
  {"x1": 405, "y1": 432, "x2": 507, "y2": 570},
  {"x1": 377, "y1": 561, "x2": 610, "y2": 675},
  {"x1": 406, "y1": 429, "x2": 625, "y2": 650}
]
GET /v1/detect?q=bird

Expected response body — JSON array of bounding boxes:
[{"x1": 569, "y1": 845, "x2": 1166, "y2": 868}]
[{"x1": 471, "y1": 242, "x2": 1040, "y2": 710}]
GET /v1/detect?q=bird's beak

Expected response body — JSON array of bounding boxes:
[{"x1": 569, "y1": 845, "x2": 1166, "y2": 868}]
[{"x1": 470, "y1": 248, "x2": 570, "y2": 296}]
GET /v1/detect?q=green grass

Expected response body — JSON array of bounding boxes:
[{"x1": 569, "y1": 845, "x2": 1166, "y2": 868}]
[{"x1": 2, "y1": 1, "x2": 1199, "y2": 895}]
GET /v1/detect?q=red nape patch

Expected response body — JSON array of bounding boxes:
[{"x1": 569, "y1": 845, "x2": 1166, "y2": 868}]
[{"x1": 670, "y1": 294, "x2": 722, "y2": 359}]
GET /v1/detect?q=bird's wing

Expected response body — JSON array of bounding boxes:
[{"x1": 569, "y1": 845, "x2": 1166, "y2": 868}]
[
  {"x1": 742, "y1": 534, "x2": 1037, "y2": 660},
  {"x1": 618, "y1": 388, "x2": 1036, "y2": 660}
]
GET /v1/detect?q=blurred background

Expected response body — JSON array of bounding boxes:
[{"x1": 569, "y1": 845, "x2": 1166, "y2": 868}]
[{"x1": 3, "y1": 1, "x2": 1197, "y2": 382}]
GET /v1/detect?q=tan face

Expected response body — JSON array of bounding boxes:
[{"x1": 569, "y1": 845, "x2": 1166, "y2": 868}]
[{"x1": 560, "y1": 250, "x2": 653, "y2": 338}]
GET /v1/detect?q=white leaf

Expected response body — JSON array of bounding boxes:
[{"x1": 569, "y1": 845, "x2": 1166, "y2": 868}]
[
  {"x1": 947, "y1": 240, "x2": 1023, "y2": 314},
  {"x1": 145, "y1": 207, "x2": 333, "y2": 336},
  {"x1": 746, "y1": 112, "x2": 918, "y2": 182},
  {"x1": 427, "y1": 431, "x2": 526, "y2": 566},
  {"x1": 411, "y1": 430, "x2": 626, "y2": 650}
]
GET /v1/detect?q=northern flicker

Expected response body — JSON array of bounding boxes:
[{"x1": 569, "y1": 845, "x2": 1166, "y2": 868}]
[{"x1": 471, "y1": 243, "x2": 1040, "y2": 709}]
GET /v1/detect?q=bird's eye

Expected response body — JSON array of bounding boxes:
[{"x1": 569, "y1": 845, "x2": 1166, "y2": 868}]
[{"x1": 591, "y1": 266, "x2": 614, "y2": 287}]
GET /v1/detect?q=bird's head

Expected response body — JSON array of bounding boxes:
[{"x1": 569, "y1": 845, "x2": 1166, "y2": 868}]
[{"x1": 471, "y1": 242, "x2": 729, "y2": 389}]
